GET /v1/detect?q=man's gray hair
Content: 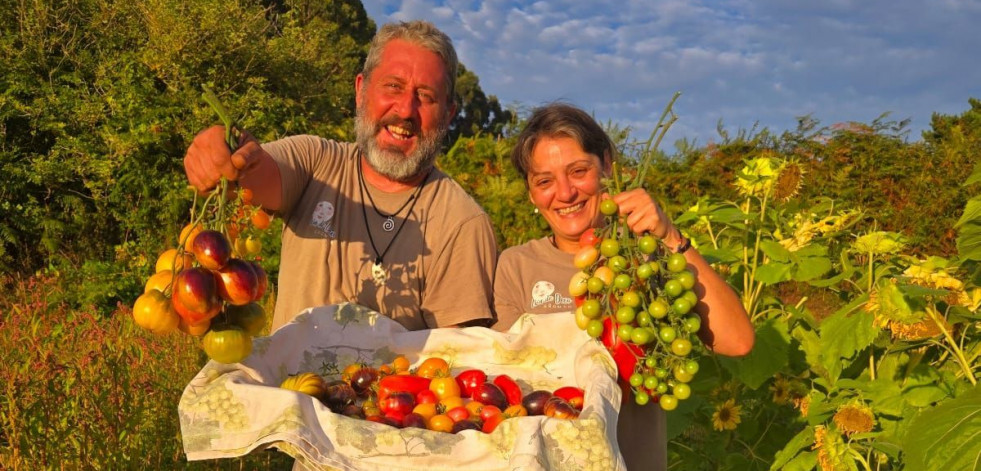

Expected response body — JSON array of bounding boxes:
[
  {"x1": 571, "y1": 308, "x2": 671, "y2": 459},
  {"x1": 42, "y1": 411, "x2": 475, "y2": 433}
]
[{"x1": 361, "y1": 21, "x2": 458, "y2": 104}]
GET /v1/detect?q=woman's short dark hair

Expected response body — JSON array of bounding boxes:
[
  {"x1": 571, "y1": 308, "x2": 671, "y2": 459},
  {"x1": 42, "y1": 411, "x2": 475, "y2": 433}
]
[{"x1": 511, "y1": 103, "x2": 615, "y2": 183}]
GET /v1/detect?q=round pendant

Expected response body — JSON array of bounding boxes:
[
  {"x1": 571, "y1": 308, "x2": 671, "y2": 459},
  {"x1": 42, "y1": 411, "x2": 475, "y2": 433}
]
[{"x1": 382, "y1": 216, "x2": 396, "y2": 232}]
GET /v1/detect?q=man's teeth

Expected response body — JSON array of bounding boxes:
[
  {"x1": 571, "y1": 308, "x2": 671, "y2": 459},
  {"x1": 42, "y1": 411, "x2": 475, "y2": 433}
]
[
  {"x1": 387, "y1": 125, "x2": 413, "y2": 139},
  {"x1": 557, "y1": 203, "x2": 584, "y2": 215}
]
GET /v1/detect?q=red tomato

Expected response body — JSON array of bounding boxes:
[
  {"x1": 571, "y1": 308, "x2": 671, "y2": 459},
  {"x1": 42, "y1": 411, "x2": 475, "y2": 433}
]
[
  {"x1": 579, "y1": 228, "x2": 601, "y2": 248},
  {"x1": 455, "y1": 369, "x2": 487, "y2": 398},
  {"x1": 493, "y1": 375, "x2": 523, "y2": 406},
  {"x1": 377, "y1": 375, "x2": 431, "y2": 402},
  {"x1": 481, "y1": 410, "x2": 506, "y2": 433},
  {"x1": 445, "y1": 406, "x2": 470, "y2": 423},
  {"x1": 379, "y1": 391, "x2": 415, "y2": 416},
  {"x1": 415, "y1": 389, "x2": 438, "y2": 405},
  {"x1": 553, "y1": 386, "x2": 586, "y2": 410},
  {"x1": 479, "y1": 405, "x2": 502, "y2": 423}
]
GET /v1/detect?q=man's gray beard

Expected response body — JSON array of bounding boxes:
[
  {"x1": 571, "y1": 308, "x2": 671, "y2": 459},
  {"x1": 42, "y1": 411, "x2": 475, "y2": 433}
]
[{"x1": 355, "y1": 105, "x2": 448, "y2": 183}]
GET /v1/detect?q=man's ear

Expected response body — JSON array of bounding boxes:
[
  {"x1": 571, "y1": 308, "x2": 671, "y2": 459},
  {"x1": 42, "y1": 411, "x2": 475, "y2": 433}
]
[{"x1": 355, "y1": 74, "x2": 365, "y2": 108}]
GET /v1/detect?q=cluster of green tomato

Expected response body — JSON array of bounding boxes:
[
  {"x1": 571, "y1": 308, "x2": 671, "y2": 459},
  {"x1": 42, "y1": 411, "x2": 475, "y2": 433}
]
[{"x1": 568, "y1": 199, "x2": 702, "y2": 410}]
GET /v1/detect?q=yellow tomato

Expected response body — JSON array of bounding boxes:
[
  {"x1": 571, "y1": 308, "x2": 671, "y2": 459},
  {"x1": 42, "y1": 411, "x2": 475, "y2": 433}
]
[
  {"x1": 430, "y1": 376, "x2": 461, "y2": 400},
  {"x1": 439, "y1": 395, "x2": 464, "y2": 411},
  {"x1": 280, "y1": 372, "x2": 326, "y2": 397},
  {"x1": 132, "y1": 290, "x2": 180, "y2": 334},
  {"x1": 427, "y1": 414, "x2": 454, "y2": 433},
  {"x1": 412, "y1": 402, "x2": 437, "y2": 421},
  {"x1": 416, "y1": 357, "x2": 450, "y2": 379},
  {"x1": 155, "y1": 248, "x2": 193, "y2": 273},
  {"x1": 144, "y1": 270, "x2": 174, "y2": 294},
  {"x1": 464, "y1": 400, "x2": 484, "y2": 418},
  {"x1": 392, "y1": 355, "x2": 411, "y2": 374},
  {"x1": 179, "y1": 223, "x2": 204, "y2": 252}
]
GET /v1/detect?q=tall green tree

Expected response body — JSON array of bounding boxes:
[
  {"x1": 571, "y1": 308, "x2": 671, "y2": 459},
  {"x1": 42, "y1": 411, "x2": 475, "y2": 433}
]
[{"x1": 0, "y1": 0, "x2": 374, "y2": 277}]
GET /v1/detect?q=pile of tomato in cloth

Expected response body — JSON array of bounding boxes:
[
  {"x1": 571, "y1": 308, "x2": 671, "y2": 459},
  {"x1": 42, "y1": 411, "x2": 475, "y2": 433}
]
[{"x1": 280, "y1": 355, "x2": 584, "y2": 433}]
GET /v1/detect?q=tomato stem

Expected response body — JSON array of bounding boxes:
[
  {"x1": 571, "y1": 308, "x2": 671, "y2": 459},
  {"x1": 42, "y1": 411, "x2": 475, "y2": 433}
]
[{"x1": 631, "y1": 91, "x2": 680, "y2": 191}]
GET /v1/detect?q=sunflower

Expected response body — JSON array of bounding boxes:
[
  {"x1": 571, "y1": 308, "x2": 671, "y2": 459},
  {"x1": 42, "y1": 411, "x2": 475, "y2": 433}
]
[
  {"x1": 812, "y1": 425, "x2": 850, "y2": 471},
  {"x1": 711, "y1": 399, "x2": 743, "y2": 431},
  {"x1": 735, "y1": 155, "x2": 780, "y2": 199},
  {"x1": 769, "y1": 376, "x2": 792, "y2": 405},
  {"x1": 794, "y1": 395, "x2": 811, "y2": 418},
  {"x1": 773, "y1": 159, "x2": 805, "y2": 201},
  {"x1": 833, "y1": 402, "x2": 875, "y2": 436}
]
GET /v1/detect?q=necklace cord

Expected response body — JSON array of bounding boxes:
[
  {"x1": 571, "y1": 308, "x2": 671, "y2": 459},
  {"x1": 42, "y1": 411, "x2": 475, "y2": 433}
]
[{"x1": 357, "y1": 156, "x2": 427, "y2": 265}]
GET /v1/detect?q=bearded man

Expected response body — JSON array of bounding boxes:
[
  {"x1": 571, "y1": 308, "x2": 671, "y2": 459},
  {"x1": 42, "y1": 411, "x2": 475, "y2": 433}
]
[{"x1": 183, "y1": 21, "x2": 497, "y2": 331}]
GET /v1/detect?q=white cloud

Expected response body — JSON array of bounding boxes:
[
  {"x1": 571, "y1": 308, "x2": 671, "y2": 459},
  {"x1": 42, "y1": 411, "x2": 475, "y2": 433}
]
[{"x1": 361, "y1": 0, "x2": 981, "y2": 144}]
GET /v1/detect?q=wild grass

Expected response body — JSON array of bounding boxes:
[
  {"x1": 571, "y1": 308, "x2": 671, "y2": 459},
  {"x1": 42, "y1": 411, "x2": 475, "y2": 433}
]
[{"x1": 0, "y1": 273, "x2": 292, "y2": 470}]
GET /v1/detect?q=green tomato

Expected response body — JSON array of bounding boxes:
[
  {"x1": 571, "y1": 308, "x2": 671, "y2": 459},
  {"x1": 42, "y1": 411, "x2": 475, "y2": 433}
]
[
  {"x1": 586, "y1": 319, "x2": 604, "y2": 338},
  {"x1": 683, "y1": 316, "x2": 701, "y2": 333},
  {"x1": 675, "y1": 271, "x2": 696, "y2": 290},
  {"x1": 638, "y1": 235, "x2": 657, "y2": 254},
  {"x1": 617, "y1": 323, "x2": 634, "y2": 341},
  {"x1": 613, "y1": 273, "x2": 632, "y2": 290},
  {"x1": 684, "y1": 360, "x2": 700, "y2": 375},
  {"x1": 658, "y1": 326, "x2": 677, "y2": 343},
  {"x1": 630, "y1": 327, "x2": 653, "y2": 345},
  {"x1": 682, "y1": 289, "x2": 698, "y2": 306},
  {"x1": 636, "y1": 311, "x2": 652, "y2": 327},
  {"x1": 672, "y1": 297, "x2": 693, "y2": 315},
  {"x1": 600, "y1": 199, "x2": 619, "y2": 216},
  {"x1": 636, "y1": 263, "x2": 654, "y2": 280},
  {"x1": 634, "y1": 390, "x2": 650, "y2": 406},
  {"x1": 648, "y1": 299, "x2": 669, "y2": 319},
  {"x1": 673, "y1": 383, "x2": 691, "y2": 400},
  {"x1": 587, "y1": 276, "x2": 605, "y2": 294},
  {"x1": 671, "y1": 338, "x2": 693, "y2": 356},
  {"x1": 629, "y1": 373, "x2": 644, "y2": 387},
  {"x1": 643, "y1": 376, "x2": 659, "y2": 390},
  {"x1": 600, "y1": 239, "x2": 621, "y2": 258},
  {"x1": 616, "y1": 306, "x2": 636, "y2": 324},
  {"x1": 608, "y1": 255, "x2": 629, "y2": 273},
  {"x1": 582, "y1": 299, "x2": 601, "y2": 318},
  {"x1": 663, "y1": 279, "x2": 684, "y2": 298},
  {"x1": 659, "y1": 394, "x2": 678, "y2": 411},
  {"x1": 644, "y1": 357, "x2": 657, "y2": 369},
  {"x1": 666, "y1": 253, "x2": 687, "y2": 273},
  {"x1": 621, "y1": 290, "x2": 641, "y2": 307}
]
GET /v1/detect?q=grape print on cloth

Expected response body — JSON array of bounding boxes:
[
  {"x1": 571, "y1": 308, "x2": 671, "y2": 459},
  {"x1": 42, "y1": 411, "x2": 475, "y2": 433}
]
[{"x1": 178, "y1": 303, "x2": 626, "y2": 470}]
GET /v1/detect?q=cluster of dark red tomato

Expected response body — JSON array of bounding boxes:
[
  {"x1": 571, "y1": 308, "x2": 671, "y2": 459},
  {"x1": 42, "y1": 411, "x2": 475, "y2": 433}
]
[
  {"x1": 132, "y1": 187, "x2": 272, "y2": 364},
  {"x1": 281, "y1": 356, "x2": 584, "y2": 434},
  {"x1": 568, "y1": 199, "x2": 701, "y2": 411}
]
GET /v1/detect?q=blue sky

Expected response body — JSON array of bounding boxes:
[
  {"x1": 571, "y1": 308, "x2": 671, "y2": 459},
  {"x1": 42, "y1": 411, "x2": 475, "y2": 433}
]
[{"x1": 362, "y1": 0, "x2": 981, "y2": 148}]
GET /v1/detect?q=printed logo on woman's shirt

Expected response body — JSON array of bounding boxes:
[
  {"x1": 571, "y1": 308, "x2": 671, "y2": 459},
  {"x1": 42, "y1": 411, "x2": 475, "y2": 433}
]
[
  {"x1": 529, "y1": 280, "x2": 573, "y2": 309},
  {"x1": 310, "y1": 201, "x2": 336, "y2": 238}
]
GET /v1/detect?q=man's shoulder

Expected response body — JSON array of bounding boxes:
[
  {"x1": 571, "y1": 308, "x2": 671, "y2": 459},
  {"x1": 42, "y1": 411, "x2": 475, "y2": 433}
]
[
  {"x1": 265, "y1": 135, "x2": 358, "y2": 159},
  {"x1": 428, "y1": 169, "x2": 488, "y2": 217}
]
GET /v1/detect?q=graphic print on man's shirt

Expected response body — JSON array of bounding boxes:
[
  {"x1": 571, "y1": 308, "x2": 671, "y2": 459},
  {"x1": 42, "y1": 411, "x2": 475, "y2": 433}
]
[
  {"x1": 310, "y1": 201, "x2": 336, "y2": 238},
  {"x1": 529, "y1": 280, "x2": 573, "y2": 311}
]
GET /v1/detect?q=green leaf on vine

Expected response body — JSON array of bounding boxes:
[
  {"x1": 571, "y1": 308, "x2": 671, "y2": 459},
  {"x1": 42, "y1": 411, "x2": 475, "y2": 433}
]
[
  {"x1": 769, "y1": 426, "x2": 816, "y2": 471},
  {"x1": 718, "y1": 318, "x2": 790, "y2": 390},
  {"x1": 818, "y1": 297, "x2": 877, "y2": 384},
  {"x1": 903, "y1": 384, "x2": 981, "y2": 471},
  {"x1": 756, "y1": 262, "x2": 792, "y2": 285}
]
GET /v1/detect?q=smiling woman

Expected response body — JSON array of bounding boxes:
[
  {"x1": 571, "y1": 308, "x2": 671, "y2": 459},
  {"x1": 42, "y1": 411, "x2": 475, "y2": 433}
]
[{"x1": 491, "y1": 102, "x2": 755, "y2": 471}]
